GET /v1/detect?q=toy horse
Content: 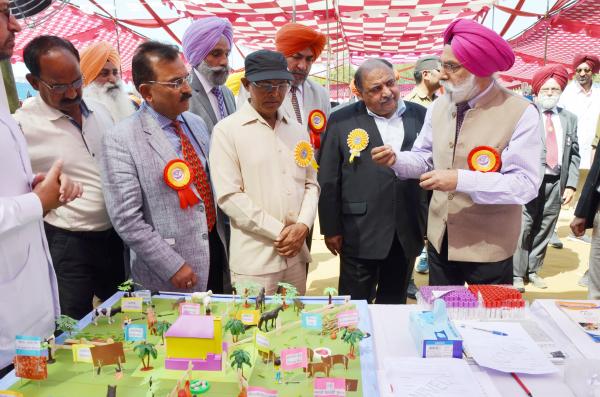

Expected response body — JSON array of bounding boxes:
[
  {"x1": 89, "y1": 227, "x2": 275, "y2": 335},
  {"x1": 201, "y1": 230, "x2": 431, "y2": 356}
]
[
  {"x1": 255, "y1": 287, "x2": 266, "y2": 312},
  {"x1": 258, "y1": 305, "x2": 284, "y2": 332}
]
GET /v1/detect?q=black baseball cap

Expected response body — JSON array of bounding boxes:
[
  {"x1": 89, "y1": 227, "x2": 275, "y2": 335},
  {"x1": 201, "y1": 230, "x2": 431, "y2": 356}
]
[{"x1": 245, "y1": 50, "x2": 293, "y2": 82}]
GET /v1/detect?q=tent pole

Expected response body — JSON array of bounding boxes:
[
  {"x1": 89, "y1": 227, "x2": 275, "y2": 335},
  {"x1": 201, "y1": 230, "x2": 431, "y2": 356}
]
[
  {"x1": 543, "y1": 0, "x2": 550, "y2": 65},
  {"x1": 292, "y1": 0, "x2": 296, "y2": 23},
  {"x1": 325, "y1": 0, "x2": 330, "y2": 95}
]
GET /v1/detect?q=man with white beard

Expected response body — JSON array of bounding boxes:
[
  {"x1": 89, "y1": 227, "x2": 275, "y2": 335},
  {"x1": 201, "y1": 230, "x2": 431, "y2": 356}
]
[
  {"x1": 182, "y1": 18, "x2": 236, "y2": 135},
  {"x1": 513, "y1": 65, "x2": 579, "y2": 292},
  {"x1": 80, "y1": 41, "x2": 136, "y2": 122},
  {"x1": 371, "y1": 19, "x2": 543, "y2": 285}
]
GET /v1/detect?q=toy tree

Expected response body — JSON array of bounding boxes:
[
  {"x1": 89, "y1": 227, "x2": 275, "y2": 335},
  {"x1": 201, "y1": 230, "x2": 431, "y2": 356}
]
[
  {"x1": 340, "y1": 328, "x2": 365, "y2": 359},
  {"x1": 134, "y1": 342, "x2": 158, "y2": 371},
  {"x1": 271, "y1": 293, "x2": 284, "y2": 309},
  {"x1": 155, "y1": 321, "x2": 171, "y2": 345},
  {"x1": 224, "y1": 318, "x2": 246, "y2": 342},
  {"x1": 234, "y1": 281, "x2": 261, "y2": 308},
  {"x1": 323, "y1": 287, "x2": 338, "y2": 305},
  {"x1": 118, "y1": 279, "x2": 135, "y2": 296},
  {"x1": 56, "y1": 315, "x2": 78, "y2": 337},
  {"x1": 230, "y1": 349, "x2": 252, "y2": 379},
  {"x1": 277, "y1": 282, "x2": 297, "y2": 309},
  {"x1": 42, "y1": 336, "x2": 56, "y2": 364}
]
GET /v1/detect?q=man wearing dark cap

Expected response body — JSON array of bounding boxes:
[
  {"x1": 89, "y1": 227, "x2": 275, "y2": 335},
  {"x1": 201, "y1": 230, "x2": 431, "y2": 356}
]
[
  {"x1": 209, "y1": 50, "x2": 319, "y2": 294},
  {"x1": 513, "y1": 65, "x2": 579, "y2": 292},
  {"x1": 405, "y1": 55, "x2": 442, "y2": 107},
  {"x1": 372, "y1": 19, "x2": 543, "y2": 286}
]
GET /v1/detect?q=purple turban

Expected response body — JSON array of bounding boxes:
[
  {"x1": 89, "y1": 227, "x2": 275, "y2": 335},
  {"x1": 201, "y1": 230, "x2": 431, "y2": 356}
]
[
  {"x1": 443, "y1": 19, "x2": 515, "y2": 77},
  {"x1": 182, "y1": 17, "x2": 233, "y2": 67}
]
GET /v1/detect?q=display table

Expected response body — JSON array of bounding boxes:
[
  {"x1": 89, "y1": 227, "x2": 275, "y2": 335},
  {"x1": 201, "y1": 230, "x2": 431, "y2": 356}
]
[{"x1": 369, "y1": 304, "x2": 580, "y2": 397}]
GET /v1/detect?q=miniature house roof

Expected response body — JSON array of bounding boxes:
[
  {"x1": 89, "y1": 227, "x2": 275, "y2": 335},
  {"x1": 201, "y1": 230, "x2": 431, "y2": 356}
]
[{"x1": 165, "y1": 315, "x2": 215, "y2": 339}]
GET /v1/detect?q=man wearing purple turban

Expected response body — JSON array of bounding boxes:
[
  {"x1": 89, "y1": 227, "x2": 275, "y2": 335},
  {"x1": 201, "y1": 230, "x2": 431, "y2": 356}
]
[
  {"x1": 182, "y1": 17, "x2": 236, "y2": 135},
  {"x1": 182, "y1": 17, "x2": 235, "y2": 293},
  {"x1": 372, "y1": 19, "x2": 544, "y2": 286}
]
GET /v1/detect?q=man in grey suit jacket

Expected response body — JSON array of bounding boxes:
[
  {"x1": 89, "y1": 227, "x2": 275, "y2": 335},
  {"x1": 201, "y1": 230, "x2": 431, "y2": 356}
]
[
  {"x1": 514, "y1": 65, "x2": 580, "y2": 292},
  {"x1": 182, "y1": 17, "x2": 236, "y2": 133},
  {"x1": 100, "y1": 42, "x2": 229, "y2": 293}
]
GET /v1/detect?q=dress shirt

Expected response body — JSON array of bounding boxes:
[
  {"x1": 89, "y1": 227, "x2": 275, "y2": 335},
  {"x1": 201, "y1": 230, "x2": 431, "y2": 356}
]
[
  {"x1": 543, "y1": 107, "x2": 564, "y2": 176},
  {"x1": 143, "y1": 102, "x2": 207, "y2": 168},
  {"x1": 209, "y1": 101, "x2": 320, "y2": 275},
  {"x1": 0, "y1": 107, "x2": 60, "y2": 368},
  {"x1": 194, "y1": 68, "x2": 225, "y2": 122},
  {"x1": 366, "y1": 100, "x2": 406, "y2": 152},
  {"x1": 404, "y1": 86, "x2": 437, "y2": 107},
  {"x1": 14, "y1": 97, "x2": 114, "y2": 231},
  {"x1": 392, "y1": 81, "x2": 543, "y2": 205},
  {"x1": 559, "y1": 81, "x2": 600, "y2": 168}
]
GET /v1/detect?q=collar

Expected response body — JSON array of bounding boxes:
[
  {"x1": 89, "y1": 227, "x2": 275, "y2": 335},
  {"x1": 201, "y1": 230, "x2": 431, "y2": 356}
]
[
  {"x1": 467, "y1": 81, "x2": 495, "y2": 108},
  {"x1": 411, "y1": 86, "x2": 434, "y2": 101},
  {"x1": 142, "y1": 101, "x2": 184, "y2": 129},
  {"x1": 239, "y1": 100, "x2": 289, "y2": 127},
  {"x1": 574, "y1": 80, "x2": 597, "y2": 95},
  {"x1": 542, "y1": 106, "x2": 559, "y2": 115},
  {"x1": 291, "y1": 82, "x2": 305, "y2": 96},
  {"x1": 366, "y1": 100, "x2": 406, "y2": 120},
  {"x1": 35, "y1": 97, "x2": 93, "y2": 121},
  {"x1": 194, "y1": 68, "x2": 216, "y2": 94}
]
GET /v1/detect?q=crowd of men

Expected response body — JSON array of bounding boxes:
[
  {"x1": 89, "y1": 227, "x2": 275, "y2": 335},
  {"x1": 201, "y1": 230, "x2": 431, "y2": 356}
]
[{"x1": 2, "y1": 0, "x2": 600, "y2": 377}]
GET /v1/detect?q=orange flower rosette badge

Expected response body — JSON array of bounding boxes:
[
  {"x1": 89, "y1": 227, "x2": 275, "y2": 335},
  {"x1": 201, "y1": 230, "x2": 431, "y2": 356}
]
[
  {"x1": 308, "y1": 109, "x2": 327, "y2": 149},
  {"x1": 467, "y1": 146, "x2": 501, "y2": 172},
  {"x1": 163, "y1": 159, "x2": 200, "y2": 208},
  {"x1": 294, "y1": 140, "x2": 319, "y2": 171}
]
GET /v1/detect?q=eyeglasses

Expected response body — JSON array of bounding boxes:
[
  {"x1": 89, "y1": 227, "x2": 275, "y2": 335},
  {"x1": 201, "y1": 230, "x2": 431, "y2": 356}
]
[
  {"x1": 576, "y1": 68, "x2": 592, "y2": 74},
  {"x1": 38, "y1": 76, "x2": 84, "y2": 94},
  {"x1": 147, "y1": 74, "x2": 190, "y2": 89},
  {"x1": 539, "y1": 88, "x2": 562, "y2": 94},
  {"x1": 441, "y1": 62, "x2": 463, "y2": 74},
  {"x1": 251, "y1": 81, "x2": 290, "y2": 92}
]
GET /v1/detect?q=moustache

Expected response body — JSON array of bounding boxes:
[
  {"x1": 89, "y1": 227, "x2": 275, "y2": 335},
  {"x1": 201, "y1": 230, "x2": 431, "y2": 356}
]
[
  {"x1": 180, "y1": 93, "x2": 192, "y2": 102},
  {"x1": 105, "y1": 84, "x2": 120, "y2": 92},
  {"x1": 291, "y1": 70, "x2": 307, "y2": 77},
  {"x1": 60, "y1": 96, "x2": 82, "y2": 106}
]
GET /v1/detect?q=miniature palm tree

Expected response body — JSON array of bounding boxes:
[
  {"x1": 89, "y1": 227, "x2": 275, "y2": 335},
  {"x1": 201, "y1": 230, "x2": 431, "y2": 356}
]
[
  {"x1": 224, "y1": 318, "x2": 246, "y2": 342},
  {"x1": 277, "y1": 282, "x2": 297, "y2": 309},
  {"x1": 155, "y1": 321, "x2": 171, "y2": 345},
  {"x1": 271, "y1": 293, "x2": 284, "y2": 309},
  {"x1": 340, "y1": 328, "x2": 365, "y2": 359},
  {"x1": 323, "y1": 287, "x2": 338, "y2": 305},
  {"x1": 56, "y1": 315, "x2": 78, "y2": 337},
  {"x1": 230, "y1": 349, "x2": 252, "y2": 379},
  {"x1": 134, "y1": 342, "x2": 158, "y2": 371}
]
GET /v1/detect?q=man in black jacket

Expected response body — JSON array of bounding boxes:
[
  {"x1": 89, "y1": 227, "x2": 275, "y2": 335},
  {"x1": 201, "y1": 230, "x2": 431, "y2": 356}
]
[{"x1": 318, "y1": 59, "x2": 427, "y2": 303}]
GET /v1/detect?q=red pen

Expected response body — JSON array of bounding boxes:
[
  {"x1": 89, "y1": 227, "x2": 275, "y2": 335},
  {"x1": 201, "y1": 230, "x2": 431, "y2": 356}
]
[{"x1": 511, "y1": 372, "x2": 533, "y2": 397}]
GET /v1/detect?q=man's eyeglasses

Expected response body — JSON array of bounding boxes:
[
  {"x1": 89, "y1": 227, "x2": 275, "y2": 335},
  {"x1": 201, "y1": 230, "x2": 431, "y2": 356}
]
[
  {"x1": 147, "y1": 74, "x2": 190, "y2": 89},
  {"x1": 38, "y1": 76, "x2": 84, "y2": 94},
  {"x1": 251, "y1": 81, "x2": 290, "y2": 92},
  {"x1": 576, "y1": 68, "x2": 592, "y2": 74},
  {"x1": 441, "y1": 62, "x2": 463, "y2": 74}
]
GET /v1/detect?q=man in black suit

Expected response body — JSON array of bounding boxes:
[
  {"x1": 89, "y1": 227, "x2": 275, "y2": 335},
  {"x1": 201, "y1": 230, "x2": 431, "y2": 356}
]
[
  {"x1": 571, "y1": 114, "x2": 600, "y2": 300},
  {"x1": 318, "y1": 59, "x2": 427, "y2": 304}
]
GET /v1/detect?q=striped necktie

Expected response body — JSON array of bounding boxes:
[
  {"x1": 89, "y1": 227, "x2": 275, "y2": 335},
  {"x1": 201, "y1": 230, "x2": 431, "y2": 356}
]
[
  {"x1": 290, "y1": 86, "x2": 303, "y2": 124},
  {"x1": 211, "y1": 86, "x2": 227, "y2": 120}
]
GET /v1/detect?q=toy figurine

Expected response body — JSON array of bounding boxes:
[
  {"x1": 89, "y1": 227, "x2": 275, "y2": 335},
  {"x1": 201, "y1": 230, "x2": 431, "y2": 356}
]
[
  {"x1": 92, "y1": 306, "x2": 122, "y2": 326},
  {"x1": 258, "y1": 305, "x2": 284, "y2": 332},
  {"x1": 122, "y1": 316, "x2": 132, "y2": 329},
  {"x1": 146, "y1": 305, "x2": 157, "y2": 335},
  {"x1": 293, "y1": 298, "x2": 305, "y2": 315},
  {"x1": 255, "y1": 287, "x2": 266, "y2": 312},
  {"x1": 274, "y1": 358, "x2": 282, "y2": 384}
]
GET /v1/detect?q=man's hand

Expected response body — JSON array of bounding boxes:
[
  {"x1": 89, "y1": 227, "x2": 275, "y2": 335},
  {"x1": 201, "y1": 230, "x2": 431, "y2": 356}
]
[
  {"x1": 170, "y1": 263, "x2": 198, "y2": 289},
  {"x1": 419, "y1": 169, "x2": 458, "y2": 191},
  {"x1": 371, "y1": 145, "x2": 396, "y2": 167},
  {"x1": 562, "y1": 187, "x2": 575, "y2": 206},
  {"x1": 324, "y1": 235, "x2": 343, "y2": 256},
  {"x1": 570, "y1": 217, "x2": 587, "y2": 237},
  {"x1": 274, "y1": 223, "x2": 309, "y2": 258},
  {"x1": 33, "y1": 160, "x2": 83, "y2": 215}
]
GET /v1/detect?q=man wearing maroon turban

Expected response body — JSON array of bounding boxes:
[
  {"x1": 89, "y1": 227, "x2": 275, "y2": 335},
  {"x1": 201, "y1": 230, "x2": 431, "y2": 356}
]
[
  {"x1": 513, "y1": 64, "x2": 580, "y2": 292},
  {"x1": 372, "y1": 19, "x2": 543, "y2": 286}
]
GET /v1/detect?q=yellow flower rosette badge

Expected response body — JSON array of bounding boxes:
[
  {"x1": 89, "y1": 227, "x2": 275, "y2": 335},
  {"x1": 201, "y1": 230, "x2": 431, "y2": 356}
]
[
  {"x1": 347, "y1": 128, "x2": 369, "y2": 163},
  {"x1": 164, "y1": 159, "x2": 200, "y2": 208},
  {"x1": 294, "y1": 140, "x2": 319, "y2": 171}
]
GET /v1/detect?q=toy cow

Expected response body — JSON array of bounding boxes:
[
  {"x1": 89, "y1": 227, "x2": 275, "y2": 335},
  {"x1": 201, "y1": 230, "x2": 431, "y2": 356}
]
[{"x1": 92, "y1": 306, "x2": 121, "y2": 326}]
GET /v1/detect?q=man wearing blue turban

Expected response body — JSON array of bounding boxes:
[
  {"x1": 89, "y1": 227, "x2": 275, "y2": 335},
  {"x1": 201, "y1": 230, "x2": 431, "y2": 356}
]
[{"x1": 182, "y1": 17, "x2": 236, "y2": 134}]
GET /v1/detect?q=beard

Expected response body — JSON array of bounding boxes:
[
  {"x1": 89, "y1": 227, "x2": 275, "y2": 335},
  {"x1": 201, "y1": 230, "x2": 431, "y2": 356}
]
[
  {"x1": 536, "y1": 94, "x2": 560, "y2": 110},
  {"x1": 197, "y1": 61, "x2": 229, "y2": 86},
  {"x1": 83, "y1": 80, "x2": 136, "y2": 122},
  {"x1": 440, "y1": 74, "x2": 478, "y2": 103}
]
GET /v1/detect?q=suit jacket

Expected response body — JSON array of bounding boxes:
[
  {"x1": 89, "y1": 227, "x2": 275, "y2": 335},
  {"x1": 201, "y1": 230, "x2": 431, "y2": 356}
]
[
  {"x1": 575, "y1": 146, "x2": 600, "y2": 229},
  {"x1": 317, "y1": 100, "x2": 427, "y2": 260},
  {"x1": 237, "y1": 78, "x2": 331, "y2": 130},
  {"x1": 189, "y1": 72, "x2": 236, "y2": 134},
  {"x1": 539, "y1": 106, "x2": 580, "y2": 193},
  {"x1": 100, "y1": 105, "x2": 229, "y2": 292}
]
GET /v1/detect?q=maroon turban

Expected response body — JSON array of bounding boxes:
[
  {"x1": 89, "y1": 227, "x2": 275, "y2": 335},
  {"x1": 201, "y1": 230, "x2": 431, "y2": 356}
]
[
  {"x1": 531, "y1": 64, "x2": 569, "y2": 95},
  {"x1": 443, "y1": 19, "x2": 515, "y2": 77},
  {"x1": 572, "y1": 54, "x2": 600, "y2": 74}
]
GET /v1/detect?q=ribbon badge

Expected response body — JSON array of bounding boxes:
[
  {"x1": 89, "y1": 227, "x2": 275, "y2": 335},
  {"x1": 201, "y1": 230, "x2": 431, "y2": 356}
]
[
  {"x1": 467, "y1": 146, "x2": 501, "y2": 172},
  {"x1": 294, "y1": 140, "x2": 319, "y2": 171},
  {"x1": 308, "y1": 109, "x2": 327, "y2": 150},
  {"x1": 347, "y1": 128, "x2": 369, "y2": 163},
  {"x1": 163, "y1": 159, "x2": 200, "y2": 209}
]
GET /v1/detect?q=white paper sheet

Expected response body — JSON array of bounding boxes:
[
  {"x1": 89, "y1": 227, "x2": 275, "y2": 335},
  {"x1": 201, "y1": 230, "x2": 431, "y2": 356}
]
[
  {"x1": 457, "y1": 321, "x2": 558, "y2": 374},
  {"x1": 383, "y1": 357, "x2": 499, "y2": 397}
]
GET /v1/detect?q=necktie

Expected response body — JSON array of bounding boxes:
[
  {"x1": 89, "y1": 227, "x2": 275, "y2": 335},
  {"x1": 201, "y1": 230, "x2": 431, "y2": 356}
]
[
  {"x1": 453, "y1": 102, "x2": 470, "y2": 159},
  {"x1": 172, "y1": 120, "x2": 216, "y2": 231},
  {"x1": 211, "y1": 86, "x2": 227, "y2": 120},
  {"x1": 290, "y1": 86, "x2": 303, "y2": 124},
  {"x1": 544, "y1": 111, "x2": 559, "y2": 169}
]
